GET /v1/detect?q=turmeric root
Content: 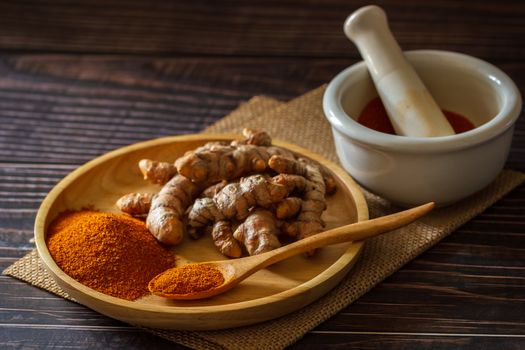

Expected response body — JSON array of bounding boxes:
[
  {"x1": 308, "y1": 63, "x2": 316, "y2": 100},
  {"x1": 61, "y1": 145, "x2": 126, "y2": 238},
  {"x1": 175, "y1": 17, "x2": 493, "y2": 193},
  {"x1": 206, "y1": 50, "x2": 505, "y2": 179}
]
[
  {"x1": 175, "y1": 137, "x2": 296, "y2": 184},
  {"x1": 138, "y1": 159, "x2": 178, "y2": 185},
  {"x1": 297, "y1": 157, "x2": 337, "y2": 195},
  {"x1": 273, "y1": 174, "x2": 308, "y2": 193},
  {"x1": 241, "y1": 128, "x2": 272, "y2": 146},
  {"x1": 187, "y1": 197, "x2": 225, "y2": 229},
  {"x1": 211, "y1": 220, "x2": 242, "y2": 258},
  {"x1": 186, "y1": 175, "x2": 288, "y2": 257},
  {"x1": 318, "y1": 171, "x2": 337, "y2": 195},
  {"x1": 188, "y1": 174, "x2": 289, "y2": 226},
  {"x1": 146, "y1": 174, "x2": 202, "y2": 245},
  {"x1": 233, "y1": 209, "x2": 281, "y2": 255},
  {"x1": 201, "y1": 180, "x2": 228, "y2": 198},
  {"x1": 175, "y1": 143, "x2": 266, "y2": 184},
  {"x1": 269, "y1": 155, "x2": 326, "y2": 254},
  {"x1": 123, "y1": 130, "x2": 333, "y2": 257},
  {"x1": 269, "y1": 154, "x2": 336, "y2": 195},
  {"x1": 187, "y1": 199, "x2": 241, "y2": 257},
  {"x1": 116, "y1": 192, "x2": 155, "y2": 216},
  {"x1": 275, "y1": 197, "x2": 302, "y2": 219},
  {"x1": 268, "y1": 155, "x2": 309, "y2": 178},
  {"x1": 214, "y1": 174, "x2": 288, "y2": 220},
  {"x1": 187, "y1": 180, "x2": 229, "y2": 229}
]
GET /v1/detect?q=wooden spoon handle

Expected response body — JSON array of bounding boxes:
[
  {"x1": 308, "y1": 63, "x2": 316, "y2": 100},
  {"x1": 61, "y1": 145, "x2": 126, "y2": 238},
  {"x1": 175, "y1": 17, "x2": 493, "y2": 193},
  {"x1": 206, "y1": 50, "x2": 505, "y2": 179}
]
[
  {"x1": 253, "y1": 202, "x2": 434, "y2": 271},
  {"x1": 344, "y1": 6, "x2": 454, "y2": 137}
]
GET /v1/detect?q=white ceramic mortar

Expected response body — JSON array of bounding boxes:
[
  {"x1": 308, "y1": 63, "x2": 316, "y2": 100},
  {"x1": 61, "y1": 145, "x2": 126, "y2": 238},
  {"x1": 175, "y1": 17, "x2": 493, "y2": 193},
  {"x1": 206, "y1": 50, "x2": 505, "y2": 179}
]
[{"x1": 323, "y1": 50, "x2": 522, "y2": 206}]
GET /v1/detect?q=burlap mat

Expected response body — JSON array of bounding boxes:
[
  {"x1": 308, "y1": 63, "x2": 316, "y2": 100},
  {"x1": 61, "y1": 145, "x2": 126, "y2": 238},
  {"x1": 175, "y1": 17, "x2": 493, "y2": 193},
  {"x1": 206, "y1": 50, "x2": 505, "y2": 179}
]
[{"x1": 4, "y1": 86, "x2": 525, "y2": 350}]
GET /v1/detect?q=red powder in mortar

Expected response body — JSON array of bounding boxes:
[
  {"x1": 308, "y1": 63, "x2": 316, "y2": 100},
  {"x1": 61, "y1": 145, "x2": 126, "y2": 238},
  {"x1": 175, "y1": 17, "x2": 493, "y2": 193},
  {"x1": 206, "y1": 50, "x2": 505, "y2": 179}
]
[{"x1": 358, "y1": 97, "x2": 475, "y2": 134}]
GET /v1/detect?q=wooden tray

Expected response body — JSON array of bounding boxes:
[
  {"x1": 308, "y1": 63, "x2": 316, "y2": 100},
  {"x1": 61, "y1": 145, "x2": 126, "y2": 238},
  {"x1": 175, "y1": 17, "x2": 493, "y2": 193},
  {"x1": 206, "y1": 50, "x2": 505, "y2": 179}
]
[{"x1": 34, "y1": 134, "x2": 369, "y2": 330}]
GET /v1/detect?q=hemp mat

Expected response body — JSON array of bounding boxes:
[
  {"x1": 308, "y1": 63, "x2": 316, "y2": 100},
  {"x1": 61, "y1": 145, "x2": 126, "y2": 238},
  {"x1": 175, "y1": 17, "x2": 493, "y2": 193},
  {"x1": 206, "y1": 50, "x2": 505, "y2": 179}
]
[{"x1": 4, "y1": 86, "x2": 525, "y2": 350}]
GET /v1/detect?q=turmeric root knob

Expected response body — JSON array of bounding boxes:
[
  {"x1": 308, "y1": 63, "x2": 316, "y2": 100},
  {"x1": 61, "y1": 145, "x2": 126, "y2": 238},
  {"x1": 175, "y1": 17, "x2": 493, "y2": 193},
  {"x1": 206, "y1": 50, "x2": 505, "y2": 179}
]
[
  {"x1": 269, "y1": 155, "x2": 327, "y2": 255},
  {"x1": 212, "y1": 220, "x2": 242, "y2": 258},
  {"x1": 188, "y1": 175, "x2": 288, "y2": 228},
  {"x1": 269, "y1": 155, "x2": 337, "y2": 195},
  {"x1": 233, "y1": 209, "x2": 281, "y2": 255},
  {"x1": 175, "y1": 140, "x2": 295, "y2": 185},
  {"x1": 146, "y1": 174, "x2": 202, "y2": 245},
  {"x1": 214, "y1": 174, "x2": 288, "y2": 220},
  {"x1": 269, "y1": 154, "x2": 308, "y2": 176},
  {"x1": 116, "y1": 192, "x2": 155, "y2": 216},
  {"x1": 175, "y1": 143, "x2": 235, "y2": 184},
  {"x1": 187, "y1": 174, "x2": 292, "y2": 257},
  {"x1": 187, "y1": 197, "x2": 225, "y2": 229},
  {"x1": 138, "y1": 159, "x2": 178, "y2": 185},
  {"x1": 273, "y1": 174, "x2": 308, "y2": 193},
  {"x1": 201, "y1": 180, "x2": 228, "y2": 198},
  {"x1": 242, "y1": 128, "x2": 272, "y2": 146},
  {"x1": 276, "y1": 197, "x2": 302, "y2": 219}
]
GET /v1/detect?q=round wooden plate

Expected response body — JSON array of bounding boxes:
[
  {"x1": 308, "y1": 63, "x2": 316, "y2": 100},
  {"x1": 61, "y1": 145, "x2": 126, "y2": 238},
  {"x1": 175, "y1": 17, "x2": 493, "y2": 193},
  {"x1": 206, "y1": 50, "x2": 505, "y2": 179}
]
[{"x1": 34, "y1": 134, "x2": 368, "y2": 330}]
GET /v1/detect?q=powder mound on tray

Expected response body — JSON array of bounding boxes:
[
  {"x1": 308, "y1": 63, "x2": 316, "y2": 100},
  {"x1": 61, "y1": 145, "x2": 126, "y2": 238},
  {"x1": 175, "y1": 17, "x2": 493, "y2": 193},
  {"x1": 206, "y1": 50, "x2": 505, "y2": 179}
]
[{"x1": 46, "y1": 210, "x2": 175, "y2": 300}]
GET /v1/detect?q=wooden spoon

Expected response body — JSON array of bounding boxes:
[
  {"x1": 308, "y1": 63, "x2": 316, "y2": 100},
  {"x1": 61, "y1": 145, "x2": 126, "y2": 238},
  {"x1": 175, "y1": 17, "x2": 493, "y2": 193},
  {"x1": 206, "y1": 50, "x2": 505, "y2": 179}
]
[
  {"x1": 344, "y1": 5, "x2": 455, "y2": 137},
  {"x1": 149, "y1": 202, "x2": 434, "y2": 300}
]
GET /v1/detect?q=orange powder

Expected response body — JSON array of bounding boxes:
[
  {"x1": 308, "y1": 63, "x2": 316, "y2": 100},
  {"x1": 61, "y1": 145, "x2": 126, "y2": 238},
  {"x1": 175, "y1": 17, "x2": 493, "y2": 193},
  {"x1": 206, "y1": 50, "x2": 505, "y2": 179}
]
[
  {"x1": 46, "y1": 210, "x2": 175, "y2": 300},
  {"x1": 149, "y1": 264, "x2": 224, "y2": 295}
]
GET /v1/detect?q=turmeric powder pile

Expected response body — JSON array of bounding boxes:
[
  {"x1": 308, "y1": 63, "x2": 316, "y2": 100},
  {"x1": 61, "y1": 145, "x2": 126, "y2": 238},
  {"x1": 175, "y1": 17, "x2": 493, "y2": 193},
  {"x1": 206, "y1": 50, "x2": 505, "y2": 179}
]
[
  {"x1": 116, "y1": 129, "x2": 337, "y2": 258},
  {"x1": 46, "y1": 210, "x2": 175, "y2": 300}
]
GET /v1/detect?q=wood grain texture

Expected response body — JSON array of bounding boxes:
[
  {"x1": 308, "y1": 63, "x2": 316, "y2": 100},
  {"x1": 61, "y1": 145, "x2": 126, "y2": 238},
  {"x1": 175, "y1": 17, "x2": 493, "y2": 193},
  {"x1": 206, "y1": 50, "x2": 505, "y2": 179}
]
[
  {"x1": 0, "y1": 0, "x2": 524, "y2": 348},
  {"x1": 0, "y1": 1, "x2": 523, "y2": 61},
  {"x1": 1, "y1": 55, "x2": 524, "y2": 167}
]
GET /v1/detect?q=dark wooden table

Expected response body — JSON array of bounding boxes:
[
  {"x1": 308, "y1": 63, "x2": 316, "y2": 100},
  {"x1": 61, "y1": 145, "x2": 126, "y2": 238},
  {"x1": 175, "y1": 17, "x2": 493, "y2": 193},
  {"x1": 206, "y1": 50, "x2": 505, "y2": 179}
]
[{"x1": 1, "y1": 1, "x2": 524, "y2": 349}]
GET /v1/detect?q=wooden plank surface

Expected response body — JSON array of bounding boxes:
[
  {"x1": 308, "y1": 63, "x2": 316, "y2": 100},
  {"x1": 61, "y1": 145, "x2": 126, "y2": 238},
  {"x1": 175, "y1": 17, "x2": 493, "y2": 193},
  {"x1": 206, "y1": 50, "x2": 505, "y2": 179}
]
[
  {"x1": 0, "y1": 1, "x2": 523, "y2": 61},
  {"x1": 1, "y1": 1, "x2": 524, "y2": 349}
]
